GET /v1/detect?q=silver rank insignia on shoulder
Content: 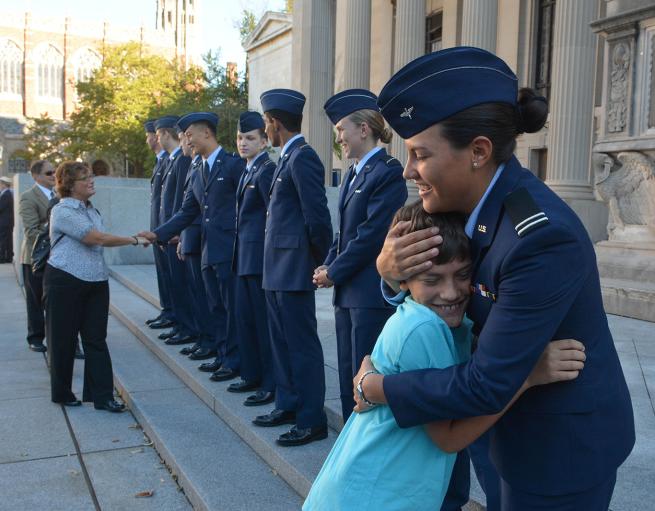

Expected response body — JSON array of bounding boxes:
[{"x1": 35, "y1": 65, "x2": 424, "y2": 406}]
[
  {"x1": 504, "y1": 187, "x2": 549, "y2": 237},
  {"x1": 477, "y1": 224, "x2": 486, "y2": 233},
  {"x1": 400, "y1": 106, "x2": 414, "y2": 119}
]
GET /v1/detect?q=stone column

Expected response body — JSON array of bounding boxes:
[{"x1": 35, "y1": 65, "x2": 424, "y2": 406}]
[
  {"x1": 461, "y1": 0, "x2": 498, "y2": 51},
  {"x1": 292, "y1": 0, "x2": 335, "y2": 185},
  {"x1": 343, "y1": 0, "x2": 371, "y2": 89},
  {"x1": 390, "y1": 0, "x2": 425, "y2": 200},
  {"x1": 545, "y1": 0, "x2": 596, "y2": 200},
  {"x1": 546, "y1": 0, "x2": 608, "y2": 241}
]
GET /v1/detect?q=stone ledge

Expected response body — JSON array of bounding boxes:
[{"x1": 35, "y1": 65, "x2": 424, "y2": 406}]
[{"x1": 601, "y1": 278, "x2": 655, "y2": 322}]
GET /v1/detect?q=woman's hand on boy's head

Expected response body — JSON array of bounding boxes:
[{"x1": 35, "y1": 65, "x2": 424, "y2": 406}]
[
  {"x1": 377, "y1": 221, "x2": 443, "y2": 287},
  {"x1": 527, "y1": 339, "x2": 586, "y2": 388}
]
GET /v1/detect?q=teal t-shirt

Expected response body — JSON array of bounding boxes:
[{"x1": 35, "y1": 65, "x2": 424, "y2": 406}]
[{"x1": 303, "y1": 297, "x2": 472, "y2": 511}]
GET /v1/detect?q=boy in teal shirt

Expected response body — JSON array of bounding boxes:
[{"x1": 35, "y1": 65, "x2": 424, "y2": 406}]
[{"x1": 304, "y1": 203, "x2": 574, "y2": 510}]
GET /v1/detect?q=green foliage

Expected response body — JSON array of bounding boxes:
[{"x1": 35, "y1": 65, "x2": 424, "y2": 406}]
[
  {"x1": 238, "y1": 9, "x2": 257, "y2": 43},
  {"x1": 15, "y1": 115, "x2": 70, "y2": 164},
  {"x1": 21, "y1": 42, "x2": 248, "y2": 177}
]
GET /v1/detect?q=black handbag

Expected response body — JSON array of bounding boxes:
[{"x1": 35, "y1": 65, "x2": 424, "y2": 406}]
[{"x1": 31, "y1": 231, "x2": 63, "y2": 277}]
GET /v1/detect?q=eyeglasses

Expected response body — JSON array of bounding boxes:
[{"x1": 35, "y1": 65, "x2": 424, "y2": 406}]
[
  {"x1": 43, "y1": 171, "x2": 55, "y2": 176},
  {"x1": 75, "y1": 174, "x2": 96, "y2": 181}
]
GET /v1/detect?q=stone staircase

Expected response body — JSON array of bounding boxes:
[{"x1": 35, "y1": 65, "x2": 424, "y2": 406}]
[{"x1": 106, "y1": 264, "x2": 485, "y2": 510}]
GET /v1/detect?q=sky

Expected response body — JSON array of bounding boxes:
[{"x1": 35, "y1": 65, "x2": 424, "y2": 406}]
[{"x1": 6, "y1": 0, "x2": 287, "y2": 69}]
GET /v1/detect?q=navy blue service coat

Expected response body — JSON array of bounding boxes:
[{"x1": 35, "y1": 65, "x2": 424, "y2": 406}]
[
  {"x1": 262, "y1": 137, "x2": 332, "y2": 291},
  {"x1": 324, "y1": 148, "x2": 407, "y2": 308},
  {"x1": 383, "y1": 155, "x2": 635, "y2": 496}
]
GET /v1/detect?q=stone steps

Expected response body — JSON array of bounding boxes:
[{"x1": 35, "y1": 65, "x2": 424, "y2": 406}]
[
  {"x1": 105, "y1": 299, "x2": 303, "y2": 510},
  {"x1": 108, "y1": 276, "x2": 336, "y2": 501}
]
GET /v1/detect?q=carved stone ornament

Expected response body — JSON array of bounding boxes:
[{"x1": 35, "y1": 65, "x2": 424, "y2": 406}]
[
  {"x1": 594, "y1": 151, "x2": 655, "y2": 242},
  {"x1": 607, "y1": 41, "x2": 631, "y2": 133}
]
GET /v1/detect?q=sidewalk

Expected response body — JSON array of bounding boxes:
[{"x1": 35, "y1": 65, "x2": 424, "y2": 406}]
[{"x1": 0, "y1": 264, "x2": 192, "y2": 510}]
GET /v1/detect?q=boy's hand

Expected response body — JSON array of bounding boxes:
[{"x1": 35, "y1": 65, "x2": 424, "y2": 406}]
[
  {"x1": 527, "y1": 339, "x2": 586, "y2": 387},
  {"x1": 377, "y1": 221, "x2": 443, "y2": 291}
]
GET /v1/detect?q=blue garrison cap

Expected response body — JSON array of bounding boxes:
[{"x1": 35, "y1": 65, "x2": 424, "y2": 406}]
[
  {"x1": 177, "y1": 112, "x2": 219, "y2": 132},
  {"x1": 260, "y1": 89, "x2": 305, "y2": 116},
  {"x1": 378, "y1": 47, "x2": 518, "y2": 139},
  {"x1": 144, "y1": 120, "x2": 156, "y2": 133},
  {"x1": 154, "y1": 115, "x2": 180, "y2": 130},
  {"x1": 324, "y1": 89, "x2": 379, "y2": 125},
  {"x1": 237, "y1": 111, "x2": 265, "y2": 133}
]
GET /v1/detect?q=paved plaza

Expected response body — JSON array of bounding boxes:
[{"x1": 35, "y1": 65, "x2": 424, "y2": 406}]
[{"x1": 1, "y1": 263, "x2": 653, "y2": 510}]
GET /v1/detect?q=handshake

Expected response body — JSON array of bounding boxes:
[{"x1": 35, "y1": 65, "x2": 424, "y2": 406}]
[{"x1": 134, "y1": 231, "x2": 181, "y2": 252}]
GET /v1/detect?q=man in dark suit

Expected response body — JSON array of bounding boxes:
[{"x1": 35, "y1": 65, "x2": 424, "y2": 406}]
[
  {"x1": 18, "y1": 161, "x2": 55, "y2": 351},
  {"x1": 354, "y1": 47, "x2": 634, "y2": 510},
  {"x1": 140, "y1": 112, "x2": 245, "y2": 378},
  {"x1": 0, "y1": 176, "x2": 13, "y2": 263},
  {"x1": 251, "y1": 89, "x2": 333, "y2": 447},
  {"x1": 155, "y1": 116, "x2": 197, "y2": 346},
  {"x1": 144, "y1": 119, "x2": 175, "y2": 330}
]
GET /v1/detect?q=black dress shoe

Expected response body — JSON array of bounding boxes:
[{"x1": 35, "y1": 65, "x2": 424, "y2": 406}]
[
  {"x1": 28, "y1": 343, "x2": 47, "y2": 352},
  {"x1": 276, "y1": 425, "x2": 328, "y2": 446},
  {"x1": 94, "y1": 400, "x2": 126, "y2": 413},
  {"x1": 63, "y1": 400, "x2": 82, "y2": 407},
  {"x1": 165, "y1": 334, "x2": 197, "y2": 345},
  {"x1": 188, "y1": 347, "x2": 216, "y2": 360},
  {"x1": 158, "y1": 329, "x2": 178, "y2": 340},
  {"x1": 149, "y1": 319, "x2": 175, "y2": 329},
  {"x1": 210, "y1": 367, "x2": 239, "y2": 382},
  {"x1": 145, "y1": 314, "x2": 163, "y2": 325},
  {"x1": 180, "y1": 342, "x2": 201, "y2": 355},
  {"x1": 198, "y1": 358, "x2": 222, "y2": 372},
  {"x1": 252, "y1": 409, "x2": 296, "y2": 427},
  {"x1": 227, "y1": 379, "x2": 260, "y2": 393},
  {"x1": 244, "y1": 391, "x2": 275, "y2": 407}
]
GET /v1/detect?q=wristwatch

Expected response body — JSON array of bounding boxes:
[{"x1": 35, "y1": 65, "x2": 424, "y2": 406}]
[{"x1": 356, "y1": 370, "x2": 379, "y2": 407}]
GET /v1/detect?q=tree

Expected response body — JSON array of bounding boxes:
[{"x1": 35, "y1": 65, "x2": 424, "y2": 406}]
[
  {"x1": 15, "y1": 115, "x2": 70, "y2": 164},
  {"x1": 238, "y1": 9, "x2": 257, "y2": 43}
]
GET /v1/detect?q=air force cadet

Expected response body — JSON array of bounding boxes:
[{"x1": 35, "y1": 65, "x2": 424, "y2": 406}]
[
  {"x1": 354, "y1": 47, "x2": 635, "y2": 510},
  {"x1": 315, "y1": 89, "x2": 407, "y2": 422},
  {"x1": 252, "y1": 89, "x2": 333, "y2": 447},
  {"x1": 144, "y1": 120, "x2": 175, "y2": 329},
  {"x1": 155, "y1": 115, "x2": 197, "y2": 346},
  {"x1": 229, "y1": 111, "x2": 276, "y2": 406},
  {"x1": 141, "y1": 113, "x2": 245, "y2": 377}
]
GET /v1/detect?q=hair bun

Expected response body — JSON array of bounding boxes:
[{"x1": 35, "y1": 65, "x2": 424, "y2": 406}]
[{"x1": 516, "y1": 88, "x2": 548, "y2": 134}]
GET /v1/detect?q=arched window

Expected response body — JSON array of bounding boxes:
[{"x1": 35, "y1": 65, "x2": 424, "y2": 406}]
[
  {"x1": 34, "y1": 44, "x2": 63, "y2": 100},
  {"x1": 0, "y1": 39, "x2": 22, "y2": 96},
  {"x1": 72, "y1": 48, "x2": 101, "y2": 84}
]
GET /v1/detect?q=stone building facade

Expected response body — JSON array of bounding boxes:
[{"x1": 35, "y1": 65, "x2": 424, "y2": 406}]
[
  {"x1": 245, "y1": 0, "x2": 655, "y2": 320},
  {"x1": 0, "y1": 2, "x2": 200, "y2": 176}
]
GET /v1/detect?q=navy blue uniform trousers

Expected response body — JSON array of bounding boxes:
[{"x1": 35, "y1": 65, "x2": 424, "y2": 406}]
[
  {"x1": 235, "y1": 275, "x2": 274, "y2": 391},
  {"x1": 265, "y1": 290, "x2": 326, "y2": 429},
  {"x1": 153, "y1": 244, "x2": 175, "y2": 321},
  {"x1": 201, "y1": 262, "x2": 238, "y2": 369},
  {"x1": 165, "y1": 245, "x2": 197, "y2": 337},
  {"x1": 184, "y1": 253, "x2": 215, "y2": 348},
  {"x1": 334, "y1": 306, "x2": 392, "y2": 422}
]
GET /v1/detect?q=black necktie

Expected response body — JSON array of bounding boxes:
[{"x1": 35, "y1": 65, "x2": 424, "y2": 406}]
[{"x1": 203, "y1": 161, "x2": 210, "y2": 182}]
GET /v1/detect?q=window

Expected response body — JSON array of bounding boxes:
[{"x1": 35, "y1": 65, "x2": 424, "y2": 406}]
[
  {"x1": 34, "y1": 44, "x2": 63, "y2": 100},
  {"x1": 73, "y1": 48, "x2": 101, "y2": 84},
  {"x1": 534, "y1": 0, "x2": 556, "y2": 99},
  {"x1": 425, "y1": 12, "x2": 443, "y2": 54},
  {"x1": 8, "y1": 155, "x2": 28, "y2": 173},
  {"x1": 0, "y1": 39, "x2": 22, "y2": 96}
]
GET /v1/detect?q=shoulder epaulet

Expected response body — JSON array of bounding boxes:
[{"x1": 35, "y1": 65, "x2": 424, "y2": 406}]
[
  {"x1": 503, "y1": 187, "x2": 549, "y2": 237},
  {"x1": 385, "y1": 156, "x2": 401, "y2": 167}
]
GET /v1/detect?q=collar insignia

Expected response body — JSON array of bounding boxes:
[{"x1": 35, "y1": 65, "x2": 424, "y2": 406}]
[{"x1": 477, "y1": 224, "x2": 487, "y2": 233}]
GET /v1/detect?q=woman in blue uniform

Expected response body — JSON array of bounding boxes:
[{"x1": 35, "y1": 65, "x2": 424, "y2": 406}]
[
  {"x1": 313, "y1": 89, "x2": 407, "y2": 422},
  {"x1": 353, "y1": 47, "x2": 634, "y2": 510}
]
